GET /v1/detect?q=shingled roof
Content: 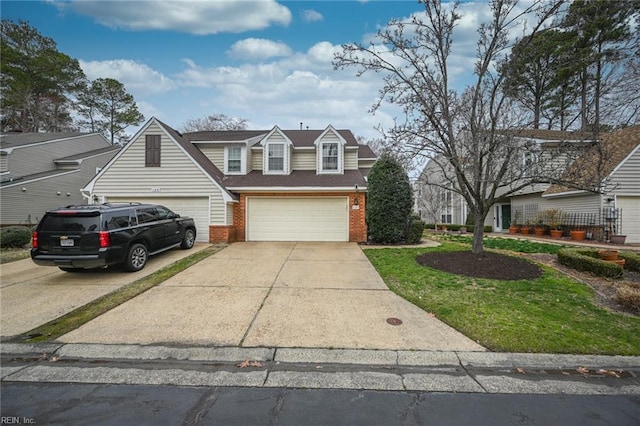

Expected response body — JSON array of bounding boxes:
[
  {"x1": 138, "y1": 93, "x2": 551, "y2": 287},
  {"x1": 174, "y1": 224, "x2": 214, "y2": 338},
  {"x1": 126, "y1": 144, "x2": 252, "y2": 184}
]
[
  {"x1": 544, "y1": 125, "x2": 640, "y2": 196},
  {"x1": 184, "y1": 128, "x2": 359, "y2": 147}
]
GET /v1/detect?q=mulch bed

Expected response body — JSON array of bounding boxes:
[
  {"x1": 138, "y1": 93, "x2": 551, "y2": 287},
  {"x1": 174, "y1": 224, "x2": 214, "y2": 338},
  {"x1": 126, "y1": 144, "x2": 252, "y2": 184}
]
[{"x1": 416, "y1": 251, "x2": 542, "y2": 281}]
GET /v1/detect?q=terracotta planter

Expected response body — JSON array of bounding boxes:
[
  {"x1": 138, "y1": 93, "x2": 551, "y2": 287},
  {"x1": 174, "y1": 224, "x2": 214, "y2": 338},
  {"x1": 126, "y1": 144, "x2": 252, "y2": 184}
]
[
  {"x1": 520, "y1": 227, "x2": 531, "y2": 235},
  {"x1": 550, "y1": 229, "x2": 563, "y2": 239},
  {"x1": 508, "y1": 227, "x2": 518, "y2": 234},
  {"x1": 610, "y1": 259, "x2": 626, "y2": 267},
  {"x1": 534, "y1": 228, "x2": 545, "y2": 236},
  {"x1": 610, "y1": 235, "x2": 626, "y2": 245},
  {"x1": 598, "y1": 250, "x2": 619, "y2": 261},
  {"x1": 570, "y1": 230, "x2": 586, "y2": 241}
]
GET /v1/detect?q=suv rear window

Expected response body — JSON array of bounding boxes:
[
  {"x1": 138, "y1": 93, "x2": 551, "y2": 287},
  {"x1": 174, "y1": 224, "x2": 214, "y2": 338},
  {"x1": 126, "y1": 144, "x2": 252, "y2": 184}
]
[{"x1": 40, "y1": 213, "x2": 100, "y2": 232}]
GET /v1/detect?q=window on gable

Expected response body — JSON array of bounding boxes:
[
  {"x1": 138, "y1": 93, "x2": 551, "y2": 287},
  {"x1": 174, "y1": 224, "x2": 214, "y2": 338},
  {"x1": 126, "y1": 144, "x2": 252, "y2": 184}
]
[
  {"x1": 268, "y1": 143, "x2": 284, "y2": 171},
  {"x1": 322, "y1": 143, "x2": 339, "y2": 171},
  {"x1": 145, "y1": 135, "x2": 161, "y2": 167},
  {"x1": 227, "y1": 146, "x2": 242, "y2": 173}
]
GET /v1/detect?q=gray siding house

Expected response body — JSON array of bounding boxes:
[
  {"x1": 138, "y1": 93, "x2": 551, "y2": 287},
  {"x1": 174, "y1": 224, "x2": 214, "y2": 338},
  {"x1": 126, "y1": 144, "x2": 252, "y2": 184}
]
[
  {"x1": 0, "y1": 133, "x2": 119, "y2": 225},
  {"x1": 416, "y1": 125, "x2": 640, "y2": 243}
]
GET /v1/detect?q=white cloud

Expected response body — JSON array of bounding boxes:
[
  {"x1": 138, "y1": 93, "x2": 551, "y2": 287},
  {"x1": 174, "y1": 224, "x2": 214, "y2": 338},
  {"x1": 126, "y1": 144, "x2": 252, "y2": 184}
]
[
  {"x1": 302, "y1": 9, "x2": 323, "y2": 23},
  {"x1": 79, "y1": 59, "x2": 176, "y2": 96},
  {"x1": 62, "y1": 0, "x2": 292, "y2": 35},
  {"x1": 227, "y1": 38, "x2": 293, "y2": 60}
]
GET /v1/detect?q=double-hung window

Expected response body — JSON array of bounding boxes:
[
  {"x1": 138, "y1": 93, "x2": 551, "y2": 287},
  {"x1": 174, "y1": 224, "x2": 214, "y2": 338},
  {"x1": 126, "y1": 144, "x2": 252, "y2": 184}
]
[
  {"x1": 268, "y1": 143, "x2": 284, "y2": 172},
  {"x1": 322, "y1": 143, "x2": 339, "y2": 171},
  {"x1": 227, "y1": 146, "x2": 242, "y2": 173}
]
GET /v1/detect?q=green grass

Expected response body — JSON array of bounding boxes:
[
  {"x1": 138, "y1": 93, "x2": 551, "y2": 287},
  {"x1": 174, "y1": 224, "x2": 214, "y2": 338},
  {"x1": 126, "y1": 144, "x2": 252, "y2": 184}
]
[
  {"x1": 364, "y1": 241, "x2": 640, "y2": 355},
  {"x1": 7, "y1": 245, "x2": 224, "y2": 343},
  {"x1": 432, "y1": 234, "x2": 567, "y2": 253}
]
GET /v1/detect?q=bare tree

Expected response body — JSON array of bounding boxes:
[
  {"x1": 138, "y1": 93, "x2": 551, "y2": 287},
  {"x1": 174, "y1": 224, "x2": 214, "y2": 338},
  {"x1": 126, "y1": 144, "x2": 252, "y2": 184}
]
[
  {"x1": 180, "y1": 114, "x2": 248, "y2": 132},
  {"x1": 333, "y1": 0, "x2": 587, "y2": 253}
]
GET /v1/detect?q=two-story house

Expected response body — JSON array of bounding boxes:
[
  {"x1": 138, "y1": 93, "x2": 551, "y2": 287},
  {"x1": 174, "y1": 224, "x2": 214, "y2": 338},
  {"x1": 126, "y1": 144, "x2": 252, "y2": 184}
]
[
  {"x1": 82, "y1": 117, "x2": 377, "y2": 243},
  {"x1": 0, "y1": 132, "x2": 119, "y2": 225}
]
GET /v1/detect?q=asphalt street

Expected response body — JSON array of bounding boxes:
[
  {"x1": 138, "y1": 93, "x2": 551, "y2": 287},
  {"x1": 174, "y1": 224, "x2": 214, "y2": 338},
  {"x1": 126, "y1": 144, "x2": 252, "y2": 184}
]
[{"x1": 2, "y1": 383, "x2": 639, "y2": 425}]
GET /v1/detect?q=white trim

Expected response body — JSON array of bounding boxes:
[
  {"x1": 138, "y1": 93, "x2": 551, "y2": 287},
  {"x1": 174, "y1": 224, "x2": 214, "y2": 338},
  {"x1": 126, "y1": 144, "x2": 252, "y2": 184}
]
[
  {"x1": 226, "y1": 186, "x2": 363, "y2": 192},
  {"x1": 314, "y1": 125, "x2": 346, "y2": 175},
  {"x1": 261, "y1": 126, "x2": 293, "y2": 175},
  {"x1": 542, "y1": 189, "x2": 589, "y2": 198}
]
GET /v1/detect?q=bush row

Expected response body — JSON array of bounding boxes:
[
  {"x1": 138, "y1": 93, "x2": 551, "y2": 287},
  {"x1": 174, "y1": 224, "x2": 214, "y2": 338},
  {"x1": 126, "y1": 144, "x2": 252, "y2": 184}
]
[
  {"x1": 616, "y1": 283, "x2": 640, "y2": 313},
  {"x1": 0, "y1": 226, "x2": 32, "y2": 249},
  {"x1": 424, "y1": 223, "x2": 493, "y2": 233},
  {"x1": 619, "y1": 251, "x2": 640, "y2": 271},
  {"x1": 557, "y1": 248, "x2": 625, "y2": 279}
]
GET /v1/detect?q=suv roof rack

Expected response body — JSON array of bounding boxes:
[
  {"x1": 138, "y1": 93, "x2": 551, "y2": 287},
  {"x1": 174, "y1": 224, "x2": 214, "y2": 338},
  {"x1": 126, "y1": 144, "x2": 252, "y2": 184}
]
[{"x1": 101, "y1": 202, "x2": 142, "y2": 206}]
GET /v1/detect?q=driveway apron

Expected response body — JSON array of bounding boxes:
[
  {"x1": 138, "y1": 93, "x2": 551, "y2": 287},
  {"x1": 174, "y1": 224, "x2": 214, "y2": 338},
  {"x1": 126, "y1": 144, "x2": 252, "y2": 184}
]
[{"x1": 59, "y1": 242, "x2": 485, "y2": 351}]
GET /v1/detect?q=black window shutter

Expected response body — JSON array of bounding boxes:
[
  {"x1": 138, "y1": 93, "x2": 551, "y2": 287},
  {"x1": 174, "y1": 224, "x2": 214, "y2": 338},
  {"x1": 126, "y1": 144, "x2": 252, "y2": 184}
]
[{"x1": 145, "y1": 135, "x2": 161, "y2": 167}]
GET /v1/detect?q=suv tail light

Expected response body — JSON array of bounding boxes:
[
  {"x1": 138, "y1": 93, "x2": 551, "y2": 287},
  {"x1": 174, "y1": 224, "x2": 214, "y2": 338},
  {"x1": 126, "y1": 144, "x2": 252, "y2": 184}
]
[
  {"x1": 32, "y1": 231, "x2": 38, "y2": 248},
  {"x1": 99, "y1": 231, "x2": 110, "y2": 248}
]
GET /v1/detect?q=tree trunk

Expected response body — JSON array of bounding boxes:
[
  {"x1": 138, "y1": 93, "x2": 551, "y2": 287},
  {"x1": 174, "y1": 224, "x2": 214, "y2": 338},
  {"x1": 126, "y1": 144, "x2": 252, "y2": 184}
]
[{"x1": 471, "y1": 211, "x2": 485, "y2": 253}]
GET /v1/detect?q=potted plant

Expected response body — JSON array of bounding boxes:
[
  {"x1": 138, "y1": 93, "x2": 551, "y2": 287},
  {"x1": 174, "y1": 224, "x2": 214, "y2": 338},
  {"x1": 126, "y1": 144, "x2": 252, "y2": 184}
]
[
  {"x1": 508, "y1": 210, "x2": 520, "y2": 234},
  {"x1": 570, "y1": 229, "x2": 586, "y2": 241},
  {"x1": 546, "y1": 209, "x2": 564, "y2": 239},
  {"x1": 520, "y1": 219, "x2": 532, "y2": 235},
  {"x1": 610, "y1": 234, "x2": 627, "y2": 245},
  {"x1": 598, "y1": 249, "x2": 619, "y2": 261},
  {"x1": 534, "y1": 214, "x2": 546, "y2": 236}
]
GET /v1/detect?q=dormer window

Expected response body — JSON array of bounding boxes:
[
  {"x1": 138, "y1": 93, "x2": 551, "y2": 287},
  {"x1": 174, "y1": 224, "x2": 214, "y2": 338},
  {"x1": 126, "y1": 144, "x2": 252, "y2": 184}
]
[
  {"x1": 315, "y1": 125, "x2": 346, "y2": 174},
  {"x1": 268, "y1": 143, "x2": 285, "y2": 172},
  {"x1": 322, "y1": 143, "x2": 339, "y2": 171},
  {"x1": 224, "y1": 146, "x2": 245, "y2": 174}
]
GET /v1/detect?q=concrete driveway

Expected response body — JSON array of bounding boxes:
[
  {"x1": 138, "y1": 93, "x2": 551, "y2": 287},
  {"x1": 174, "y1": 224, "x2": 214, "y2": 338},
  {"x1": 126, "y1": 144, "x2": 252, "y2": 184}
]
[
  {"x1": 59, "y1": 242, "x2": 484, "y2": 351},
  {"x1": 0, "y1": 244, "x2": 210, "y2": 338}
]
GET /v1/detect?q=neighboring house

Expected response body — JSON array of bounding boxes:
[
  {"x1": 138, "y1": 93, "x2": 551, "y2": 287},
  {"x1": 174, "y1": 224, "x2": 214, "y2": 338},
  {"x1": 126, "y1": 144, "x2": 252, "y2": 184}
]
[
  {"x1": 414, "y1": 129, "x2": 599, "y2": 230},
  {"x1": 82, "y1": 117, "x2": 376, "y2": 243},
  {"x1": 0, "y1": 132, "x2": 119, "y2": 225},
  {"x1": 523, "y1": 125, "x2": 640, "y2": 243}
]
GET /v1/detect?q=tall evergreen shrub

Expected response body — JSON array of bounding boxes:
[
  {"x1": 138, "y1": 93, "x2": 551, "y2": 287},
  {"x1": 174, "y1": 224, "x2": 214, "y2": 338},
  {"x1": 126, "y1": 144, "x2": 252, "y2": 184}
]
[{"x1": 366, "y1": 153, "x2": 413, "y2": 244}]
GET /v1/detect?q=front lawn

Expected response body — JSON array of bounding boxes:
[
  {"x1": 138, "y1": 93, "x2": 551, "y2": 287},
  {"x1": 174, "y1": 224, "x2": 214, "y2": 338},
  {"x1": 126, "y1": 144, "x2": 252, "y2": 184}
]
[{"x1": 364, "y1": 240, "x2": 640, "y2": 355}]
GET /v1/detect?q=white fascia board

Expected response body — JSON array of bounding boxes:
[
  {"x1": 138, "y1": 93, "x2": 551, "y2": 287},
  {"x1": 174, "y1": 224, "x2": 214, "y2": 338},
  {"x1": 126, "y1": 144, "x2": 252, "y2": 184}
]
[
  {"x1": 314, "y1": 125, "x2": 347, "y2": 146},
  {"x1": 542, "y1": 189, "x2": 588, "y2": 198},
  {"x1": 260, "y1": 126, "x2": 293, "y2": 147},
  {"x1": 1, "y1": 169, "x2": 80, "y2": 189}
]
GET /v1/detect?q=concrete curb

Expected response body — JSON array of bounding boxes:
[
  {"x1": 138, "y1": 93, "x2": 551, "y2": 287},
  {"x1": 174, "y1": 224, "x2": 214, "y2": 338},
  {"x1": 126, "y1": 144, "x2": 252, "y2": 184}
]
[{"x1": 2, "y1": 343, "x2": 639, "y2": 369}]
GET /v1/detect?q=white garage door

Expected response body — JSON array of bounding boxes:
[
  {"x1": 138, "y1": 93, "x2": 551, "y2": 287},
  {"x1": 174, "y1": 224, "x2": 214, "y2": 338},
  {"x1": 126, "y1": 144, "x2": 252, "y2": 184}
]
[
  {"x1": 108, "y1": 197, "x2": 210, "y2": 242},
  {"x1": 247, "y1": 197, "x2": 348, "y2": 241},
  {"x1": 618, "y1": 196, "x2": 640, "y2": 244}
]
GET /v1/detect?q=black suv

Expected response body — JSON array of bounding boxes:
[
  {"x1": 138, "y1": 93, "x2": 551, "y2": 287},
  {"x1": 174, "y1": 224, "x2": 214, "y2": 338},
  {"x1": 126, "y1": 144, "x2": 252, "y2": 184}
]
[{"x1": 31, "y1": 203, "x2": 197, "y2": 272}]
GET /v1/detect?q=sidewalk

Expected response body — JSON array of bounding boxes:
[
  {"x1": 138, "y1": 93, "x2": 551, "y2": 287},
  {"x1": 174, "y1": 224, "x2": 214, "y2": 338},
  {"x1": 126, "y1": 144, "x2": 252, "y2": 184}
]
[{"x1": 2, "y1": 343, "x2": 639, "y2": 395}]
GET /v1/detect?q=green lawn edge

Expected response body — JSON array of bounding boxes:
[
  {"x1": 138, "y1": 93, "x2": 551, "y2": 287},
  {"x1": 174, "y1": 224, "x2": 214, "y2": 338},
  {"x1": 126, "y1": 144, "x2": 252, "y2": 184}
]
[
  {"x1": 5, "y1": 244, "x2": 224, "y2": 343},
  {"x1": 364, "y1": 239, "x2": 640, "y2": 355}
]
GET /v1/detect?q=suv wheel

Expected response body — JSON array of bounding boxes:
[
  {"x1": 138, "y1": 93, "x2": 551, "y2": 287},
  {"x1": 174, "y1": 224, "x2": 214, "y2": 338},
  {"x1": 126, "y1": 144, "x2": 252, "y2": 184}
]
[
  {"x1": 181, "y1": 228, "x2": 195, "y2": 249},
  {"x1": 124, "y1": 243, "x2": 148, "y2": 272}
]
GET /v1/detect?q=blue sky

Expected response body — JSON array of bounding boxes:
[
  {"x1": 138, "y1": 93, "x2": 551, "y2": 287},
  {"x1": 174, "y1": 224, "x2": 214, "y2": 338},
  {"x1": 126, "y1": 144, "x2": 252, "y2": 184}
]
[{"x1": 2, "y1": 0, "x2": 506, "y2": 139}]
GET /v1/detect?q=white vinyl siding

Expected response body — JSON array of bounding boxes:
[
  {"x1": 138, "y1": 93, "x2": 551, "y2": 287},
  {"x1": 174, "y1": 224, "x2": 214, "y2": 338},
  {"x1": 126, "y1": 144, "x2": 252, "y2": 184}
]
[
  {"x1": 226, "y1": 203, "x2": 235, "y2": 226},
  {"x1": 292, "y1": 151, "x2": 315, "y2": 170},
  {"x1": 609, "y1": 148, "x2": 640, "y2": 194},
  {"x1": 246, "y1": 197, "x2": 348, "y2": 241},
  {"x1": 251, "y1": 149, "x2": 263, "y2": 170},
  {"x1": 262, "y1": 129, "x2": 291, "y2": 174},
  {"x1": 315, "y1": 129, "x2": 345, "y2": 174},
  {"x1": 92, "y1": 122, "x2": 227, "y2": 225},
  {"x1": 199, "y1": 146, "x2": 225, "y2": 171},
  {"x1": 617, "y1": 196, "x2": 640, "y2": 243},
  {"x1": 345, "y1": 149, "x2": 359, "y2": 170},
  {"x1": 0, "y1": 155, "x2": 8, "y2": 173}
]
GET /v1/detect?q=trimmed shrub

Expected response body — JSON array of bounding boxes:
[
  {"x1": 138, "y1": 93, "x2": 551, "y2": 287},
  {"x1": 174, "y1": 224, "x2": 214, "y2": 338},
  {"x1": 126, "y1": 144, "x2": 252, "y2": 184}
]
[
  {"x1": 557, "y1": 248, "x2": 623, "y2": 279},
  {"x1": 366, "y1": 153, "x2": 413, "y2": 244},
  {"x1": 406, "y1": 216, "x2": 426, "y2": 244},
  {"x1": 620, "y1": 252, "x2": 640, "y2": 272},
  {"x1": 0, "y1": 226, "x2": 32, "y2": 249},
  {"x1": 425, "y1": 224, "x2": 493, "y2": 233}
]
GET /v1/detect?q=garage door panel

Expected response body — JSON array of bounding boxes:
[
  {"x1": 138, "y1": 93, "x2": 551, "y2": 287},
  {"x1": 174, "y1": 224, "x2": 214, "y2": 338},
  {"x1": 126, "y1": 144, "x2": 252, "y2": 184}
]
[
  {"x1": 108, "y1": 197, "x2": 209, "y2": 242},
  {"x1": 248, "y1": 197, "x2": 348, "y2": 242}
]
